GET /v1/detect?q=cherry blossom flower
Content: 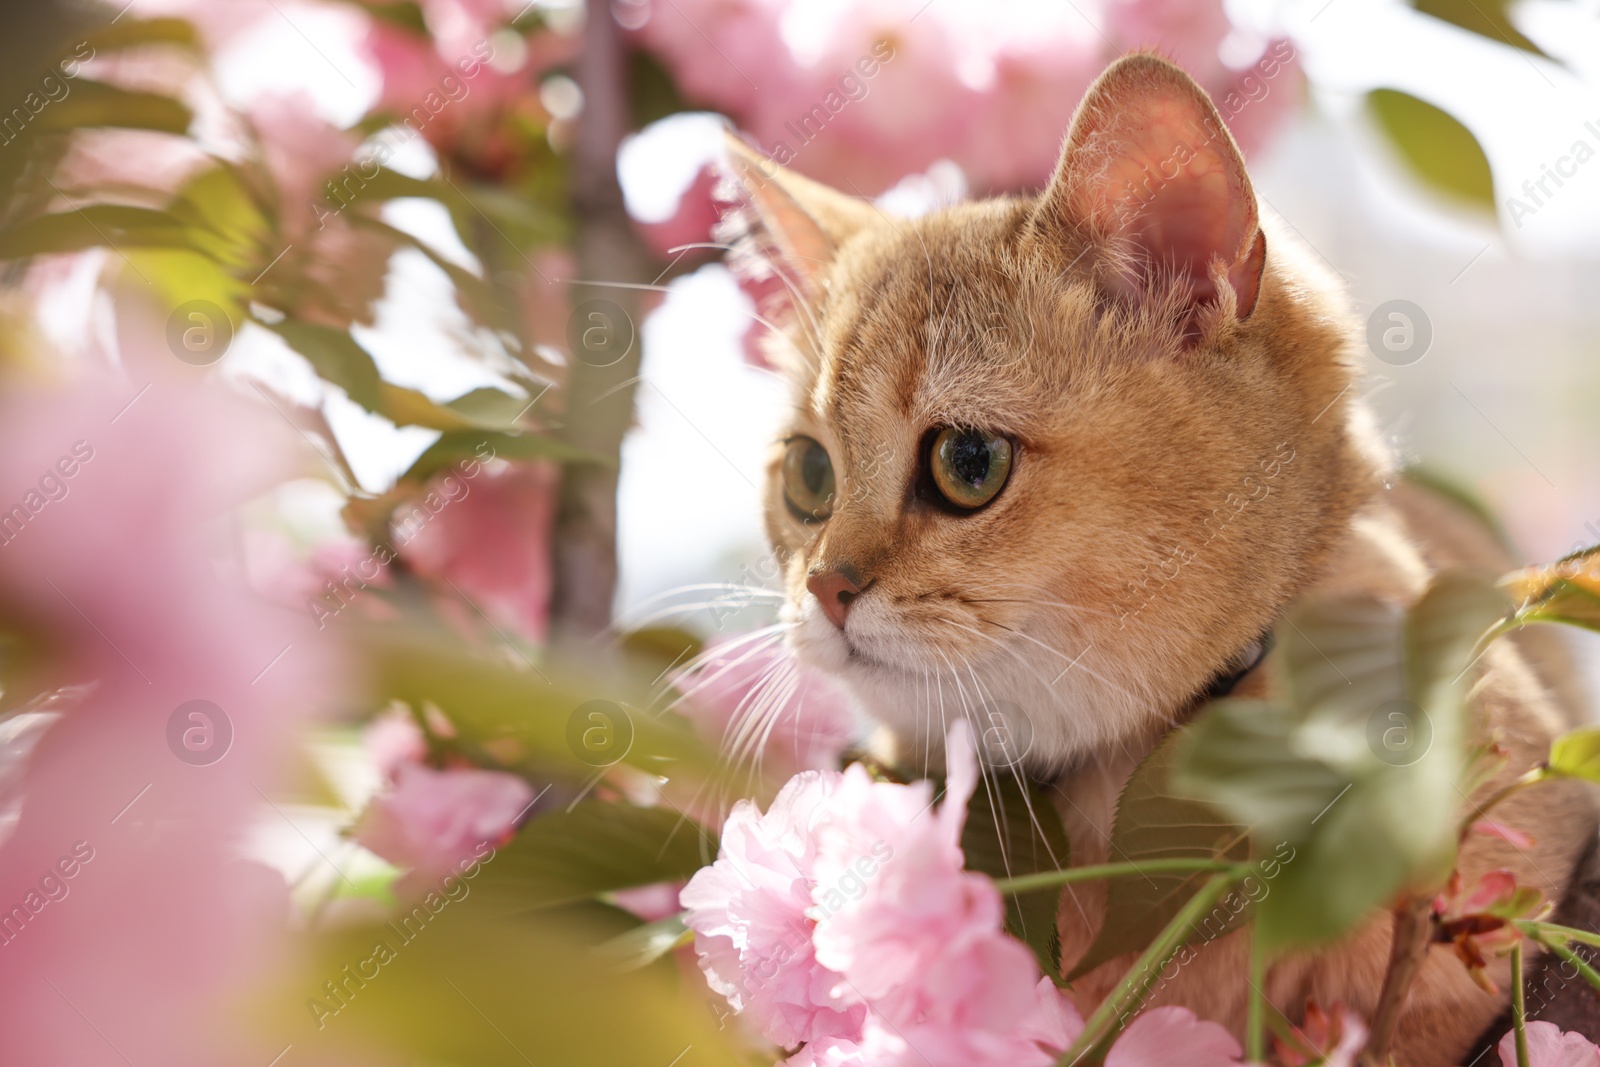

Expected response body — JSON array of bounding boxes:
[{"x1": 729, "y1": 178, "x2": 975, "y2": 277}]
[
  {"x1": 682, "y1": 723, "x2": 1087, "y2": 1066},
  {"x1": 1106, "y1": 1007, "x2": 1242, "y2": 1067},
  {"x1": 1272, "y1": 1001, "x2": 1367, "y2": 1067},
  {"x1": 1434, "y1": 868, "x2": 1547, "y2": 992},
  {"x1": 681, "y1": 769, "x2": 867, "y2": 1048},
  {"x1": 1499, "y1": 1022, "x2": 1600, "y2": 1067},
  {"x1": 396, "y1": 460, "x2": 559, "y2": 644},
  {"x1": 355, "y1": 761, "x2": 534, "y2": 892},
  {"x1": 0, "y1": 371, "x2": 340, "y2": 1066}
]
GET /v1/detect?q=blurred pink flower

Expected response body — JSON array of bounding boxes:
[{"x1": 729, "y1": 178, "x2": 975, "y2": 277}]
[
  {"x1": 0, "y1": 371, "x2": 338, "y2": 1066},
  {"x1": 675, "y1": 638, "x2": 857, "y2": 781},
  {"x1": 363, "y1": 708, "x2": 428, "y2": 780},
  {"x1": 636, "y1": 0, "x2": 1298, "y2": 196},
  {"x1": 1500, "y1": 1023, "x2": 1600, "y2": 1067},
  {"x1": 248, "y1": 92, "x2": 358, "y2": 237},
  {"x1": 396, "y1": 460, "x2": 558, "y2": 644},
  {"x1": 610, "y1": 880, "x2": 688, "y2": 923},
  {"x1": 355, "y1": 761, "x2": 533, "y2": 891},
  {"x1": 1104, "y1": 0, "x2": 1301, "y2": 157},
  {"x1": 359, "y1": 0, "x2": 576, "y2": 166},
  {"x1": 1106, "y1": 1007, "x2": 1241, "y2": 1067},
  {"x1": 1274, "y1": 1002, "x2": 1367, "y2": 1067},
  {"x1": 680, "y1": 769, "x2": 867, "y2": 1048}
]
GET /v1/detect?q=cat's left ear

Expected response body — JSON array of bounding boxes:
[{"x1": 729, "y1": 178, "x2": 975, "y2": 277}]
[
  {"x1": 718, "y1": 131, "x2": 878, "y2": 301},
  {"x1": 1037, "y1": 53, "x2": 1266, "y2": 328}
]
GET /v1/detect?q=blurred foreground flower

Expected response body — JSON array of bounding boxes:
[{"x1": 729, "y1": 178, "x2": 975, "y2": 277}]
[
  {"x1": 355, "y1": 759, "x2": 534, "y2": 895},
  {"x1": 397, "y1": 460, "x2": 559, "y2": 645},
  {"x1": 0, "y1": 372, "x2": 339, "y2": 1066}
]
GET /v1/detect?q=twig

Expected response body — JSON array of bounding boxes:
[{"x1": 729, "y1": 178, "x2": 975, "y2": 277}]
[
  {"x1": 548, "y1": 1, "x2": 650, "y2": 641},
  {"x1": 1361, "y1": 896, "x2": 1435, "y2": 1064}
]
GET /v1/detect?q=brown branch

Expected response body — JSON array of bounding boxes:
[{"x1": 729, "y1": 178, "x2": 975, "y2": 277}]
[
  {"x1": 1362, "y1": 896, "x2": 1436, "y2": 1064},
  {"x1": 549, "y1": 2, "x2": 649, "y2": 642}
]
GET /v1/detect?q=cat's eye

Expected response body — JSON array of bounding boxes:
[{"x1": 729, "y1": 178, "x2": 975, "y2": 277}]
[
  {"x1": 930, "y1": 427, "x2": 1013, "y2": 510},
  {"x1": 781, "y1": 436, "x2": 835, "y2": 520}
]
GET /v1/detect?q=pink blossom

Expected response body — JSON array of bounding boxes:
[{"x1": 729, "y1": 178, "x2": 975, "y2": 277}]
[
  {"x1": 675, "y1": 638, "x2": 858, "y2": 782},
  {"x1": 610, "y1": 881, "x2": 688, "y2": 923},
  {"x1": 1107, "y1": 1007, "x2": 1241, "y2": 1067},
  {"x1": 1499, "y1": 1023, "x2": 1600, "y2": 1067},
  {"x1": 1472, "y1": 819, "x2": 1537, "y2": 850},
  {"x1": 396, "y1": 460, "x2": 558, "y2": 644},
  {"x1": 1274, "y1": 1002, "x2": 1367, "y2": 1067},
  {"x1": 0, "y1": 371, "x2": 340, "y2": 1066},
  {"x1": 680, "y1": 770, "x2": 868, "y2": 1048},
  {"x1": 356, "y1": 761, "x2": 534, "y2": 891},
  {"x1": 363, "y1": 708, "x2": 428, "y2": 780},
  {"x1": 807, "y1": 727, "x2": 987, "y2": 1006},
  {"x1": 248, "y1": 92, "x2": 358, "y2": 238},
  {"x1": 683, "y1": 723, "x2": 1084, "y2": 1065}
]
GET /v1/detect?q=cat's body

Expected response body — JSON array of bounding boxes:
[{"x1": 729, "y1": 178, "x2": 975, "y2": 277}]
[{"x1": 722, "y1": 53, "x2": 1597, "y2": 1060}]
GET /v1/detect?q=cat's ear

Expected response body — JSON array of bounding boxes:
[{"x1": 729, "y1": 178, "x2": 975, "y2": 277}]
[
  {"x1": 1037, "y1": 53, "x2": 1266, "y2": 326},
  {"x1": 718, "y1": 131, "x2": 878, "y2": 299}
]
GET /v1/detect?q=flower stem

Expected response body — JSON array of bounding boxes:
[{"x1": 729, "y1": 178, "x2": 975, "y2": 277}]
[
  {"x1": 1511, "y1": 941, "x2": 1530, "y2": 1067},
  {"x1": 1246, "y1": 932, "x2": 1267, "y2": 1062},
  {"x1": 1520, "y1": 923, "x2": 1600, "y2": 994},
  {"x1": 1056, "y1": 872, "x2": 1240, "y2": 1065},
  {"x1": 1459, "y1": 767, "x2": 1550, "y2": 837},
  {"x1": 1520, "y1": 918, "x2": 1600, "y2": 951},
  {"x1": 995, "y1": 859, "x2": 1246, "y2": 896}
]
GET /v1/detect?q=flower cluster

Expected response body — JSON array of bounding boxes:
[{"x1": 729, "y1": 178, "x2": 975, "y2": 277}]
[{"x1": 681, "y1": 722, "x2": 1241, "y2": 1066}]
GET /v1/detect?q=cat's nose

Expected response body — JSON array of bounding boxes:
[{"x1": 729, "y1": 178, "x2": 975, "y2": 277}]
[{"x1": 806, "y1": 567, "x2": 863, "y2": 630}]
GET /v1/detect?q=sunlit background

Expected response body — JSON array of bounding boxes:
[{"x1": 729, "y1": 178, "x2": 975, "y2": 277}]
[{"x1": 3, "y1": 0, "x2": 1599, "y2": 1062}]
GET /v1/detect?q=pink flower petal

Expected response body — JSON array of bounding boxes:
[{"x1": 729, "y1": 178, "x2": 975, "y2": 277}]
[
  {"x1": 1106, "y1": 1007, "x2": 1242, "y2": 1067},
  {"x1": 1499, "y1": 1022, "x2": 1600, "y2": 1067}
]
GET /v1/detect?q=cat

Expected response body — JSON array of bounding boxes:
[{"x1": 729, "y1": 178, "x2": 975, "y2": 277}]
[{"x1": 717, "y1": 52, "x2": 1598, "y2": 1061}]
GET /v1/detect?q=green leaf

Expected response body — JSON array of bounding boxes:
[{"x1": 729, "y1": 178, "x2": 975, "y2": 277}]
[
  {"x1": 960, "y1": 771, "x2": 1070, "y2": 978},
  {"x1": 266, "y1": 902, "x2": 742, "y2": 1067},
  {"x1": 34, "y1": 80, "x2": 192, "y2": 135},
  {"x1": 444, "y1": 386, "x2": 536, "y2": 429},
  {"x1": 596, "y1": 912, "x2": 691, "y2": 970},
  {"x1": 1549, "y1": 727, "x2": 1600, "y2": 783},
  {"x1": 81, "y1": 16, "x2": 202, "y2": 52},
  {"x1": 1413, "y1": 0, "x2": 1549, "y2": 57},
  {"x1": 1175, "y1": 575, "x2": 1506, "y2": 951},
  {"x1": 1069, "y1": 729, "x2": 1249, "y2": 979},
  {"x1": 1503, "y1": 544, "x2": 1600, "y2": 633},
  {"x1": 1367, "y1": 88, "x2": 1494, "y2": 212},
  {"x1": 362, "y1": 627, "x2": 719, "y2": 782},
  {"x1": 400, "y1": 429, "x2": 602, "y2": 483},
  {"x1": 265, "y1": 318, "x2": 383, "y2": 412},
  {"x1": 471, "y1": 803, "x2": 713, "y2": 914},
  {"x1": 362, "y1": 1, "x2": 430, "y2": 35},
  {"x1": 171, "y1": 165, "x2": 272, "y2": 268},
  {"x1": 0, "y1": 205, "x2": 197, "y2": 259}
]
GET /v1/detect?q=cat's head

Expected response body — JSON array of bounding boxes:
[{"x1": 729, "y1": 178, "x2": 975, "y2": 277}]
[{"x1": 721, "y1": 54, "x2": 1381, "y2": 771}]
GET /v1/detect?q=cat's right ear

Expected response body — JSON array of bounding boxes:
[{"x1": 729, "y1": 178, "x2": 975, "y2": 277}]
[
  {"x1": 718, "y1": 131, "x2": 877, "y2": 301},
  {"x1": 1034, "y1": 53, "x2": 1266, "y2": 333}
]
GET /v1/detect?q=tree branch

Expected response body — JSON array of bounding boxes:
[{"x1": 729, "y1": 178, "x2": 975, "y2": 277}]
[{"x1": 550, "y1": 1, "x2": 649, "y2": 641}]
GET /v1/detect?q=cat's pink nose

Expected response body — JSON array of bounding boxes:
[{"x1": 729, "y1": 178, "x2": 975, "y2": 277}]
[{"x1": 807, "y1": 568, "x2": 862, "y2": 630}]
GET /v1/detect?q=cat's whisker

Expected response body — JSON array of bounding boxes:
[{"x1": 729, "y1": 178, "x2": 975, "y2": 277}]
[{"x1": 657, "y1": 624, "x2": 791, "y2": 717}]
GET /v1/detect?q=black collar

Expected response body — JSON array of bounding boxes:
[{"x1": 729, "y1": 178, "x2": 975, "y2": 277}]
[{"x1": 1198, "y1": 629, "x2": 1275, "y2": 702}]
